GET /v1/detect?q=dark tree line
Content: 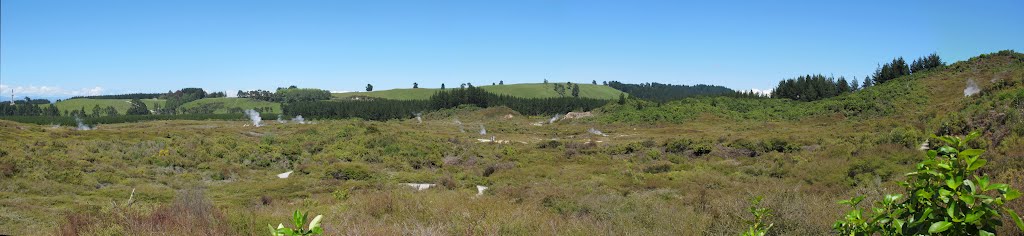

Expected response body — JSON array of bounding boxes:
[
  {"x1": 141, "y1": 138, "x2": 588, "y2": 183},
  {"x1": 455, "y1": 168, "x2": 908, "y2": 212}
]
[
  {"x1": 429, "y1": 85, "x2": 608, "y2": 115},
  {"x1": 236, "y1": 87, "x2": 331, "y2": 103},
  {"x1": 725, "y1": 90, "x2": 771, "y2": 99},
  {"x1": 207, "y1": 91, "x2": 227, "y2": 98},
  {"x1": 771, "y1": 74, "x2": 856, "y2": 101},
  {"x1": 0, "y1": 102, "x2": 57, "y2": 116},
  {"x1": 606, "y1": 81, "x2": 736, "y2": 102},
  {"x1": 284, "y1": 86, "x2": 611, "y2": 120},
  {"x1": 12, "y1": 97, "x2": 52, "y2": 104},
  {"x1": 873, "y1": 53, "x2": 945, "y2": 85},
  {"x1": 284, "y1": 99, "x2": 430, "y2": 121},
  {"x1": 772, "y1": 53, "x2": 944, "y2": 101},
  {"x1": 489, "y1": 95, "x2": 608, "y2": 115},
  {"x1": 910, "y1": 53, "x2": 944, "y2": 74}
]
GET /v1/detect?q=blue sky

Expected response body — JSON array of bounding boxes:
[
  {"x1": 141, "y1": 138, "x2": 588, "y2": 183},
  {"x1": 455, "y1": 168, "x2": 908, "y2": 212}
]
[{"x1": 1, "y1": 0, "x2": 1022, "y2": 99}]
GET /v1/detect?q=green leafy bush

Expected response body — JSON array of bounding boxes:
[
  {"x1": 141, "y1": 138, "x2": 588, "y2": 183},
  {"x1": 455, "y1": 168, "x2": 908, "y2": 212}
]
[
  {"x1": 741, "y1": 196, "x2": 773, "y2": 236},
  {"x1": 269, "y1": 210, "x2": 323, "y2": 236},
  {"x1": 834, "y1": 132, "x2": 1023, "y2": 235}
]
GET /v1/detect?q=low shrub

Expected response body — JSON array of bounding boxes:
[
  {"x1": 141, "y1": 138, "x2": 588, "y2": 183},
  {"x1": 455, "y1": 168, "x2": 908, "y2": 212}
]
[{"x1": 324, "y1": 163, "x2": 374, "y2": 181}]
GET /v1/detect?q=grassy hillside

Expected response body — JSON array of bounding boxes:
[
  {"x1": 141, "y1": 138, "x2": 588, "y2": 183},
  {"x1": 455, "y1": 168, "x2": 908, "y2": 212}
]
[
  {"x1": 178, "y1": 97, "x2": 281, "y2": 114},
  {"x1": 45, "y1": 98, "x2": 166, "y2": 115},
  {"x1": 332, "y1": 83, "x2": 625, "y2": 100},
  {"x1": 332, "y1": 88, "x2": 442, "y2": 100}
]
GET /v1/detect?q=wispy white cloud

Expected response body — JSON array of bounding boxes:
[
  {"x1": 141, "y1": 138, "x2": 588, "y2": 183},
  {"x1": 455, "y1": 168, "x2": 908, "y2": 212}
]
[{"x1": 0, "y1": 84, "x2": 104, "y2": 97}]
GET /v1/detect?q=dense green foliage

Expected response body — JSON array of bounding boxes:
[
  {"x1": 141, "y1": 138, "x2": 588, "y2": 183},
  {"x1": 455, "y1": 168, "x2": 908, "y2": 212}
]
[
  {"x1": 606, "y1": 81, "x2": 735, "y2": 102},
  {"x1": 911, "y1": 53, "x2": 945, "y2": 73},
  {"x1": 0, "y1": 102, "x2": 55, "y2": 116},
  {"x1": 871, "y1": 53, "x2": 944, "y2": 86},
  {"x1": 431, "y1": 86, "x2": 610, "y2": 115},
  {"x1": 771, "y1": 74, "x2": 855, "y2": 101},
  {"x1": 834, "y1": 132, "x2": 1023, "y2": 235},
  {"x1": 11, "y1": 97, "x2": 51, "y2": 104},
  {"x1": 238, "y1": 88, "x2": 331, "y2": 103},
  {"x1": 872, "y1": 57, "x2": 911, "y2": 85},
  {"x1": 284, "y1": 99, "x2": 431, "y2": 121},
  {"x1": 126, "y1": 99, "x2": 151, "y2": 115}
]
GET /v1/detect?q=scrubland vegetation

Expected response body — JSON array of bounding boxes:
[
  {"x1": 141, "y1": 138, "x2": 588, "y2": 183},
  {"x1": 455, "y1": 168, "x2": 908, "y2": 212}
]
[
  {"x1": 331, "y1": 83, "x2": 624, "y2": 100},
  {"x1": 0, "y1": 51, "x2": 1022, "y2": 235}
]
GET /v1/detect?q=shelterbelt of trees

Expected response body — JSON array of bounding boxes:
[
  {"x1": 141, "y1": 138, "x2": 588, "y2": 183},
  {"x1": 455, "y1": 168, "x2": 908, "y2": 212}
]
[
  {"x1": 284, "y1": 85, "x2": 612, "y2": 120},
  {"x1": 771, "y1": 53, "x2": 946, "y2": 101},
  {"x1": 605, "y1": 81, "x2": 749, "y2": 102}
]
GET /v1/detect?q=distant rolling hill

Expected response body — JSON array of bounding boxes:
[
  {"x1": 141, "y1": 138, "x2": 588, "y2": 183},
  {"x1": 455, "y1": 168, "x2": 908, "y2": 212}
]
[
  {"x1": 178, "y1": 97, "x2": 281, "y2": 114},
  {"x1": 332, "y1": 83, "x2": 626, "y2": 100},
  {"x1": 45, "y1": 98, "x2": 166, "y2": 114},
  {"x1": 43, "y1": 97, "x2": 280, "y2": 115}
]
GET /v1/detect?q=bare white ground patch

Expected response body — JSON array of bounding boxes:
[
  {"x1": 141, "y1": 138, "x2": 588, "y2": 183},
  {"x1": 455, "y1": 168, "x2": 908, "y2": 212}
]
[
  {"x1": 403, "y1": 183, "x2": 436, "y2": 191},
  {"x1": 476, "y1": 185, "x2": 489, "y2": 196},
  {"x1": 277, "y1": 171, "x2": 293, "y2": 179}
]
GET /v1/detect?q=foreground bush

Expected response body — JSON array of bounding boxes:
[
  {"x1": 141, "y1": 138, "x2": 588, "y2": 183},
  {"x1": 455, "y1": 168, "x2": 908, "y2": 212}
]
[
  {"x1": 833, "y1": 132, "x2": 1023, "y2": 235},
  {"x1": 269, "y1": 210, "x2": 323, "y2": 236}
]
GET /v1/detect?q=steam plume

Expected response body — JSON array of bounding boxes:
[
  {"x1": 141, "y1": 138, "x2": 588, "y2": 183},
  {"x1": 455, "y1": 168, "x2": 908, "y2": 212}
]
[
  {"x1": 454, "y1": 118, "x2": 465, "y2": 133},
  {"x1": 964, "y1": 78, "x2": 980, "y2": 96},
  {"x1": 291, "y1": 115, "x2": 306, "y2": 124},
  {"x1": 244, "y1": 109, "x2": 262, "y2": 127},
  {"x1": 479, "y1": 124, "x2": 487, "y2": 135},
  {"x1": 75, "y1": 117, "x2": 93, "y2": 131},
  {"x1": 548, "y1": 114, "x2": 561, "y2": 124},
  {"x1": 588, "y1": 127, "x2": 607, "y2": 136}
]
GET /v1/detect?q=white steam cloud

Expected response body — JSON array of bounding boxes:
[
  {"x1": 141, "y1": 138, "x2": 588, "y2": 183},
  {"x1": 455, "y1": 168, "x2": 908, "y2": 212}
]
[
  {"x1": 75, "y1": 117, "x2": 93, "y2": 131},
  {"x1": 964, "y1": 78, "x2": 980, "y2": 96},
  {"x1": 291, "y1": 115, "x2": 306, "y2": 124},
  {"x1": 548, "y1": 114, "x2": 561, "y2": 124},
  {"x1": 454, "y1": 118, "x2": 465, "y2": 133},
  {"x1": 479, "y1": 124, "x2": 487, "y2": 135},
  {"x1": 244, "y1": 109, "x2": 262, "y2": 127},
  {"x1": 588, "y1": 127, "x2": 607, "y2": 136}
]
